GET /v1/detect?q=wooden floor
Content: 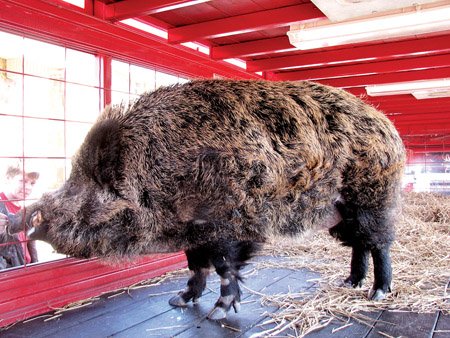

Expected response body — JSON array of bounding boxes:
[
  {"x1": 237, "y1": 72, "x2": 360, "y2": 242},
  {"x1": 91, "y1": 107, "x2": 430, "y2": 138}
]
[{"x1": 2, "y1": 256, "x2": 448, "y2": 338}]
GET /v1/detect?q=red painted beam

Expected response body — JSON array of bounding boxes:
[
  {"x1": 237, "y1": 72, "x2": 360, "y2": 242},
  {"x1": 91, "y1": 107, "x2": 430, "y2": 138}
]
[
  {"x1": 246, "y1": 34, "x2": 450, "y2": 72},
  {"x1": 211, "y1": 36, "x2": 295, "y2": 60},
  {"x1": 268, "y1": 54, "x2": 450, "y2": 81},
  {"x1": 285, "y1": 67, "x2": 450, "y2": 88},
  {"x1": 388, "y1": 112, "x2": 450, "y2": 123},
  {"x1": 0, "y1": 0, "x2": 257, "y2": 80},
  {"x1": 104, "y1": 0, "x2": 201, "y2": 22},
  {"x1": 378, "y1": 102, "x2": 450, "y2": 114},
  {"x1": 167, "y1": 3, "x2": 325, "y2": 44},
  {"x1": 397, "y1": 123, "x2": 450, "y2": 135},
  {"x1": 0, "y1": 253, "x2": 187, "y2": 328},
  {"x1": 373, "y1": 97, "x2": 450, "y2": 109}
]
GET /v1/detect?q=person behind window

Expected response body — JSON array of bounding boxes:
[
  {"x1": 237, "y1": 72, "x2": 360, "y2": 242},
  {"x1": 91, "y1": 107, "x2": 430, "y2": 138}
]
[{"x1": 0, "y1": 165, "x2": 39, "y2": 269}]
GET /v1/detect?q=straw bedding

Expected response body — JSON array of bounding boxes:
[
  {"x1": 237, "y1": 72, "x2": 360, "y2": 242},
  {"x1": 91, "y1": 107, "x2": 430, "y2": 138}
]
[{"x1": 250, "y1": 192, "x2": 450, "y2": 337}]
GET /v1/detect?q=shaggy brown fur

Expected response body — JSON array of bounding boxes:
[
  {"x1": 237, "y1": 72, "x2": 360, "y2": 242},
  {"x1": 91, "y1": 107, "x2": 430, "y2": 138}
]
[{"x1": 23, "y1": 80, "x2": 405, "y2": 318}]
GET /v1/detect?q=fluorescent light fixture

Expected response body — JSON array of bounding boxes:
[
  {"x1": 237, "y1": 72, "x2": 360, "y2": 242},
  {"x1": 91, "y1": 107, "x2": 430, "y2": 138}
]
[
  {"x1": 224, "y1": 58, "x2": 247, "y2": 69},
  {"x1": 62, "y1": 0, "x2": 84, "y2": 8},
  {"x1": 287, "y1": 4, "x2": 450, "y2": 50},
  {"x1": 154, "y1": 0, "x2": 211, "y2": 13},
  {"x1": 120, "y1": 19, "x2": 168, "y2": 39},
  {"x1": 181, "y1": 42, "x2": 210, "y2": 55},
  {"x1": 366, "y1": 79, "x2": 450, "y2": 99}
]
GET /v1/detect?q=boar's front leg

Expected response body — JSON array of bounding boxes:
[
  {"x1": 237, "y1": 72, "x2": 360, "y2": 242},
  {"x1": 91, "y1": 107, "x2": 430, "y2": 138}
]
[
  {"x1": 169, "y1": 241, "x2": 259, "y2": 319},
  {"x1": 169, "y1": 248, "x2": 210, "y2": 307},
  {"x1": 207, "y1": 241, "x2": 259, "y2": 320}
]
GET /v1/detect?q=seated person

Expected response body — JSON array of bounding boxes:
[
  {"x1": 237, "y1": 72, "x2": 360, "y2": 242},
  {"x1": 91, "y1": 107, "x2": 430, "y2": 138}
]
[{"x1": 0, "y1": 165, "x2": 39, "y2": 269}]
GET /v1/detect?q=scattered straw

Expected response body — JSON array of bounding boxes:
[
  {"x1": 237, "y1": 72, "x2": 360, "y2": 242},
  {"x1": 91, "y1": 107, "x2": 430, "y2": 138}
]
[
  {"x1": 221, "y1": 323, "x2": 242, "y2": 332},
  {"x1": 250, "y1": 192, "x2": 450, "y2": 337}
]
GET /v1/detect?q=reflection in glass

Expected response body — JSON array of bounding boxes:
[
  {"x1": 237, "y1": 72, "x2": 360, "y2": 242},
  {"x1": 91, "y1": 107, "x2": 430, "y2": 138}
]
[
  {"x1": 0, "y1": 159, "x2": 68, "y2": 270},
  {"x1": 0, "y1": 159, "x2": 41, "y2": 270},
  {"x1": 24, "y1": 76, "x2": 65, "y2": 119}
]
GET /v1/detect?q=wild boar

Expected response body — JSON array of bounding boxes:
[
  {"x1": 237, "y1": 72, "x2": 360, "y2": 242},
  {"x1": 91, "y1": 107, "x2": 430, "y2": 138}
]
[{"x1": 25, "y1": 79, "x2": 405, "y2": 319}]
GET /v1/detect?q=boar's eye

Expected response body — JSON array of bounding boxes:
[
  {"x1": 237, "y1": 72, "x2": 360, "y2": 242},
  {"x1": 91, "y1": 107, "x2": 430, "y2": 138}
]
[{"x1": 66, "y1": 183, "x2": 81, "y2": 197}]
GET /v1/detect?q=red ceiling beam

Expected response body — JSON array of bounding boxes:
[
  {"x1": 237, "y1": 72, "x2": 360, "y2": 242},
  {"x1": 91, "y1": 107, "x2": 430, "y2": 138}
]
[
  {"x1": 0, "y1": 0, "x2": 257, "y2": 80},
  {"x1": 396, "y1": 122, "x2": 450, "y2": 134},
  {"x1": 103, "y1": 0, "x2": 200, "y2": 22},
  {"x1": 268, "y1": 54, "x2": 450, "y2": 81},
  {"x1": 276, "y1": 67, "x2": 450, "y2": 87},
  {"x1": 167, "y1": 3, "x2": 325, "y2": 44},
  {"x1": 246, "y1": 35, "x2": 450, "y2": 72},
  {"x1": 388, "y1": 112, "x2": 450, "y2": 123},
  {"x1": 374, "y1": 94, "x2": 450, "y2": 109},
  {"x1": 378, "y1": 101, "x2": 450, "y2": 113},
  {"x1": 382, "y1": 107, "x2": 450, "y2": 117},
  {"x1": 211, "y1": 36, "x2": 295, "y2": 60}
]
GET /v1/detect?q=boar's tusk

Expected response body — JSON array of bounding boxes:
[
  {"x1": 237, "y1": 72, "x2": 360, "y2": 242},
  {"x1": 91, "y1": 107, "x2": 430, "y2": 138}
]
[
  {"x1": 27, "y1": 227, "x2": 36, "y2": 237},
  {"x1": 31, "y1": 211, "x2": 43, "y2": 227}
]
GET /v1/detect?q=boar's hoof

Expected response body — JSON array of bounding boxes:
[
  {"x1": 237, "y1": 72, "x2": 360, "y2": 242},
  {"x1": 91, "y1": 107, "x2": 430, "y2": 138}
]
[
  {"x1": 368, "y1": 286, "x2": 391, "y2": 301},
  {"x1": 168, "y1": 292, "x2": 188, "y2": 307},
  {"x1": 207, "y1": 295, "x2": 240, "y2": 320},
  {"x1": 207, "y1": 306, "x2": 228, "y2": 320},
  {"x1": 26, "y1": 227, "x2": 36, "y2": 237},
  {"x1": 343, "y1": 276, "x2": 365, "y2": 288}
]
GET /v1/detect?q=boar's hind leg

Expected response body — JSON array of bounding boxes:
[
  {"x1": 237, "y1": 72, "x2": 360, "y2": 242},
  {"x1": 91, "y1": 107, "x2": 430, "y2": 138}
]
[
  {"x1": 207, "y1": 241, "x2": 260, "y2": 320},
  {"x1": 330, "y1": 200, "x2": 394, "y2": 301},
  {"x1": 169, "y1": 248, "x2": 210, "y2": 307}
]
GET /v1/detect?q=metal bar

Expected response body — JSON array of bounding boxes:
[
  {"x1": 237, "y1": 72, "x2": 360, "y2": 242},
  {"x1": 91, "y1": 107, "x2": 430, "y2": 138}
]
[{"x1": 167, "y1": 3, "x2": 324, "y2": 44}]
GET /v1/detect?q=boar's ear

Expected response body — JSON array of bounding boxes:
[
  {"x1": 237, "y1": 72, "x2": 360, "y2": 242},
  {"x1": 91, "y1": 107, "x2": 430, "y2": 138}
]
[{"x1": 79, "y1": 119, "x2": 122, "y2": 186}]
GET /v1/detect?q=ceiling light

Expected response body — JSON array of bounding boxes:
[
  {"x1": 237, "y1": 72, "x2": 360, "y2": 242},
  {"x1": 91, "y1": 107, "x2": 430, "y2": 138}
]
[
  {"x1": 154, "y1": 0, "x2": 211, "y2": 13},
  {"x1": 311, "y1": 0, "x2": 443, "y2": 22},
  {"x1": 287, "y1": 4, "x2": 450, "y2": 50},
  {"x1": 365, "y1": 79, "x2": 450, "y2": 99}
]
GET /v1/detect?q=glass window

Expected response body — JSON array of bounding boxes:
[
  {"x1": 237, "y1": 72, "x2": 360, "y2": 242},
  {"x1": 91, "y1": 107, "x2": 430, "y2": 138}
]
[
  {"x1": 0, "y1": 31, "x2": 23, "y2": 73},
  {"x1": 66, "y1": 48, "x2": 99, "y2": 87},
  {"x1": 156, "y1": 71, "x2": 179, "y2": 88},
  {"x1": 0, "y1": 72, "x2": 23, "y2": 116},
  {"x1": 66, "y1": 83, "x2": 100, "y2": 122},
  {"x1": 111, "y1": 60, "x2": 129, "y2": 92},
  {"x1": 24, "y1": 158, "x2": 67, "y2": 195},
  {"x1": 24, "y1": 76, "x2": 65, "y2": 119},
  {"x1": 0, "y1": 115, "x2": 23, "y2": 157},
  {"x1": 111, "y1": 91, "x2": 131, "y2": 106},
  {"x1": 24, "y1": 118, "x2": 65, "y2": 158},
  {"x1": 130, "y1": 65, "x2": 155, "y2": 95},
  {"x1": 24, "y1": 38, "x2": 65, "y2": 80},
  {"x1": 65, "y1": 121, "x2": 92, "y2": 157},
  {"x1": 0, "y1": 31, "x2": 105, "y2": 271}
]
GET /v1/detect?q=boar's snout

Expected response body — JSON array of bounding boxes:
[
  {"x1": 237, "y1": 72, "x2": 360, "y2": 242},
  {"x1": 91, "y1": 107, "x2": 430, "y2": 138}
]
[{"x1": 26, "y1": 211, "x2": 49, "y2": 241}]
